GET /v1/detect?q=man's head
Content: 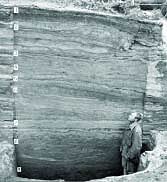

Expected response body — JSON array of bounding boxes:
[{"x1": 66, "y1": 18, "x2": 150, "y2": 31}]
[{"x1": 128, "y1": 112, "x2": 143, "y2": 124}]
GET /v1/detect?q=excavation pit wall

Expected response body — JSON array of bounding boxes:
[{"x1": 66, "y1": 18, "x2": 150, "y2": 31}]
[
  {"x1": 14, "y1": 8, "x2": 163, "y2": 181},
  {"x1": 15, "y1": 136, "x2": 154, "y2": 181},
  {"x1": 0, "y1": 3, "x2": 167, "y2": 182},
  {"x1": 1, "y1": 130, "x2": 167, "y2": 182}
]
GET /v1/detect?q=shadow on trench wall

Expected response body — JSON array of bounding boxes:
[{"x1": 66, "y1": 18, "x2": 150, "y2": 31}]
[
  {"x1": 16, "y1": 147, "x2": 122, "y2": 181},
  {"x1": 15, "y1": 139, "x2": 152, "y2": 181}
]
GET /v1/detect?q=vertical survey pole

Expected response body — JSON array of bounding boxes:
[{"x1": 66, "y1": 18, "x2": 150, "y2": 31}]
[{"x1": 12, "y1": 6, "x2": 22, "y2": 176}]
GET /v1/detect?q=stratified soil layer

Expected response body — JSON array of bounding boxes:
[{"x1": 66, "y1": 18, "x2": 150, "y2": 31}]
[{"x1": 3, "y1": 131, "x2": 167, "y2": 182}]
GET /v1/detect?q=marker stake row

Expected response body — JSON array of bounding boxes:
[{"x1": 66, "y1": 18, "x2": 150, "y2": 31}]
[{"x1": 13, "y1": 6, "x2": 21, "y2": 174}]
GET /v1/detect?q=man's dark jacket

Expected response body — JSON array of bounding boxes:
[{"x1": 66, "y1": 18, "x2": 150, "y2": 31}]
[{"x1": 121, "y1": 122, "x2": 142, "y2": 165}]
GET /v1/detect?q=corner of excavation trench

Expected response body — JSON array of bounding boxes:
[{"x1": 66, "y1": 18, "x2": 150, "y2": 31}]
[
  {"x1": 88, "y1": 130, "x2": 167, "y2": 182},
  {"x1": 0, "y1": 130, "x2": 167, "y2": 182}
]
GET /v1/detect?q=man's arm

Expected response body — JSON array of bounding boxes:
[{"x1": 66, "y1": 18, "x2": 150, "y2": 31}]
[
  {"x1": 120, "y1": 130, "x2": 127, "y2": 152},
  {"x1": 127, "y1": 127, "x2": 142, "y2": 159},
  {"x1": 120, "y1": 133, "x2": 124, "y2": 152}
]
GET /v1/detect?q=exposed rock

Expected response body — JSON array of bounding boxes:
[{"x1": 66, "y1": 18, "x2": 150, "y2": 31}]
[
  {"x1": 0, "y1": 0, "x2": 134, "y2": 14},
  {"x1": 0, "y1": 141, "x2": 15, "y2": 179}
]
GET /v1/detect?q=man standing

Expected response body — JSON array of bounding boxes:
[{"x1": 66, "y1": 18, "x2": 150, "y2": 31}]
[{"x1": 120, "y1": 112, "x2": 143, "y2": 175}]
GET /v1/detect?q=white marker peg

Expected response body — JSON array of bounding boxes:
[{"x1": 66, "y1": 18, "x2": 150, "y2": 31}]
[
  {"x1": 13, "y1": 50, "x2": 18, "y2": 57},
  {"x1": 131, "y1": 0, "x2": 135, "y2": 6},
  {"x1": 13, "y1": 75, "x2": 18, "y2": 82},
  {"x1": 14, "y1": 138, "x2": 19, "y2": 145},
  {"x1": 13, "y1": 120, "x2": 18, "y2": 127},
  {"x1": 13, "y1": 22, "x2": 19, "y2": 31},
  {"x1": 14, "y1": 7, "x2": 19, "y2": 14},
  {"x1": 12, "y1": 86, "x2": 18, "y2": 93},
  {"x1": 17, "y1": 167, "x2": 22, "y2": 173},
  {"x1": 13, "y1": 64, "x2": 19, "y2": 71}
]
